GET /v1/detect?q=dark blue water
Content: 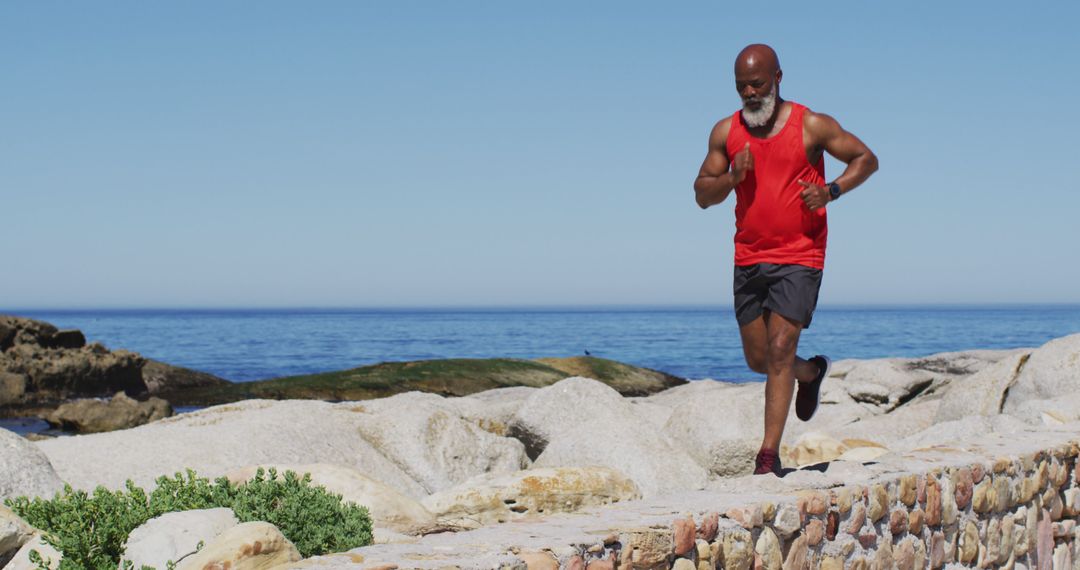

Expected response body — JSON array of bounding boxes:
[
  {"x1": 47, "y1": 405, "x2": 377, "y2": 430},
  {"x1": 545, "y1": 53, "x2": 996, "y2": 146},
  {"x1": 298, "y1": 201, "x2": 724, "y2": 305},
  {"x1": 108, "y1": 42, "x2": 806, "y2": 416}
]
[{"x1": 5, "y1": 305, "x2": 1080, "y2": 383}]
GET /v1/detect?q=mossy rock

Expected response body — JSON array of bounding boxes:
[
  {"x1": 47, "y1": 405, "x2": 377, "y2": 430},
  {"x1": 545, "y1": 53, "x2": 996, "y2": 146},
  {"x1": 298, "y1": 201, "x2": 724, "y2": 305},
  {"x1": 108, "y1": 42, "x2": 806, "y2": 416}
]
[{"x1": 164, "y1": 356, "x2": 685, "y2": 406}]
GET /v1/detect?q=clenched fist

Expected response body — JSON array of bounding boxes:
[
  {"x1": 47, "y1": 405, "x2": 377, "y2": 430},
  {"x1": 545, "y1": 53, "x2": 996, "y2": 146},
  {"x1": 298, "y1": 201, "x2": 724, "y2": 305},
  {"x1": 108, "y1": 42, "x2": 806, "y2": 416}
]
[
  {"x1": 797, "y1": 180, "x2": 830, "y2": 210},
  {"x1": 732, "y1": 142, "x2": 754, "y2": 183}
]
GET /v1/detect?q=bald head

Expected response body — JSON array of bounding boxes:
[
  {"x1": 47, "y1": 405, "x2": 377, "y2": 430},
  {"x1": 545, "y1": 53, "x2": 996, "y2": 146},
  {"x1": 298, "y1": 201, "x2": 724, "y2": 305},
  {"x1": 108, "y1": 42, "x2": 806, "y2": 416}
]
[
  {"x1": 735, "y1": 44, "x2": 780, "y2": 76},
  {"x1": 734, "y1": 44, "x2": 782, "y2": 127}
]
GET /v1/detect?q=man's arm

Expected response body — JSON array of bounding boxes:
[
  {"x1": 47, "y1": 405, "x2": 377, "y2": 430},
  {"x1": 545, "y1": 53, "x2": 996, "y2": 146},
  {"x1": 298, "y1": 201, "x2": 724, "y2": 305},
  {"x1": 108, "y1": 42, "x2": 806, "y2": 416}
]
[
  {"x1": 694, "y1": 118, "x2": 751, "y2": 209},
  {"x1": 798, "y1": 111, "x2": 879, "y2": 210}
]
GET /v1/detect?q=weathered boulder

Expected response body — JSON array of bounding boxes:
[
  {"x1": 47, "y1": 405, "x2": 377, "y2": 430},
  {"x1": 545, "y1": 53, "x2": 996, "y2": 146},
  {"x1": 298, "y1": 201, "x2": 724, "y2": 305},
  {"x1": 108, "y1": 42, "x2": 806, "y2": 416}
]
[
  {"x1": 36, "y1": 400, "x2": 428, "y2": 498},
  {"x1": 0, "y1": 428, "x2": 64, "y2": 501},
  {"x1": 0, "y1": 505, "x2": 34, "y2": 565},
  {"x1": 0, "y1": 315, "x2": 226, "y2": 411},
  {"x1": 141, "y1": 359, "x2": 228, "y2": 396},
  {"x1": 0, "y1": 316, "x2": 60, "y2": 351},
  {"x1": 224, "y1": 463, "x2": 435, "y2": 533},
  {"x1": 43, "y1": 391, "x2": 172, "y2": 433},
  {"x1": 657, "y1": 381, "x2": 767, "y2": 477},
  {"x1": 3, "y1": 533, "x2": 62, "y2": 570},
  {"x1": 657, "y1": 379, "x2": 873, "y2": 476},
  {"x1": 1003, "y1": 333, "x2": 1080, "y2": 414},
  {"x1": 174, "y1": 522, "x2": 301, "y2": 570},
  {"x1": 422, "y1": 467, "x2": 641, "y2": 528},
  {"x1": 351, "y1": 391, "x2": 529, "y2": 494},
  {"x1": 532, "y1": 356, "x2": 685, "y2": 396},
  {"x1": 441, "y1": 386, "x2": 536, "y2": 437},
  {"x1": 0, "y1": 372, "x2": 27, "y2": 407},
  {"x1": 510, "y1": 377, "x2": 709, "y2": 497},
  {"x1": 935, "y1": 353, "x2": 1030, "y2": 421},
  {"x1": 1, "y1": 341, "x2": 145, "y2": 403},
  {"x1": 1005, "y1": 390, "x2": 1080, "y2": 425},
  {"x1": 120, "y1": 508, "x2": 239, "y2": 570}
]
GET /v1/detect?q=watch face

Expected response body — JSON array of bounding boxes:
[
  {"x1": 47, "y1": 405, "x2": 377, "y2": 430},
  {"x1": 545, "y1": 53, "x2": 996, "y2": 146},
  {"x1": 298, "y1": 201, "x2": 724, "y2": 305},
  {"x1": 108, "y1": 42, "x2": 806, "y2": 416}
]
[{"x1": 829, "y1": 183, "x2": 841, "y2": 199}]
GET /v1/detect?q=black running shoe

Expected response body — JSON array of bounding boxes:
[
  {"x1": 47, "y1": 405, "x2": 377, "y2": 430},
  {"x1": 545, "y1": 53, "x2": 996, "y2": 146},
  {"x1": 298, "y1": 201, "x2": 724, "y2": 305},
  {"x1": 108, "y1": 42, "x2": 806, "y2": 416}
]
[
  {"x1": 753, "y1": 448, "x2": 783, "y2": 476},
  {"x1": 796, "y1": 355, "x2": 831, "y2": 422}
]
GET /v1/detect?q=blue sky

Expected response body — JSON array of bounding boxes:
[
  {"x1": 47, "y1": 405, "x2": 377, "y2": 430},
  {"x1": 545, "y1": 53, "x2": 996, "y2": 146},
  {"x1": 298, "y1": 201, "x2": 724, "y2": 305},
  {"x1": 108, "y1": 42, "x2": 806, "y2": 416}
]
[{"x1": 3, "y1": 1, "x2": 1078, "y2": 308}]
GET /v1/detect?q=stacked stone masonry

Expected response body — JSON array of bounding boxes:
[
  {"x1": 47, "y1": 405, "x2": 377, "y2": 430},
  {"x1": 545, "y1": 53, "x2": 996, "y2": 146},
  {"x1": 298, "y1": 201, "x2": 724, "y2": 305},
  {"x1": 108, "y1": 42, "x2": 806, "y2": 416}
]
[
  {"x1": 508, "y1": 445, "x2": 1080, "y2": 570},
  {"x1": 303, "y1": 432, "x2": 1080, "y2": 569}
]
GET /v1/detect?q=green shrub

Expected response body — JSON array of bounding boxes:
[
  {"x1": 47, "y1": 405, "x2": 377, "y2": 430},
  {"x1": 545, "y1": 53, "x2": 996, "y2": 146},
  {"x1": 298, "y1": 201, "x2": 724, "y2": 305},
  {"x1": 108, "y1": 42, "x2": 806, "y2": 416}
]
[{"x1": 5, "y1": 468, "x2": 373, "y2": 569}]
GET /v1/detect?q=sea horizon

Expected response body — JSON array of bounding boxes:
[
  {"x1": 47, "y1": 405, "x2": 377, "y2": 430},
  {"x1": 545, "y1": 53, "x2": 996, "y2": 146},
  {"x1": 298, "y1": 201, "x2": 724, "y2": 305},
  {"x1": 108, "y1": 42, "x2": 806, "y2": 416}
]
[
  {"x1": 5, "y1": 305, "x2": 1080, "y2": 385},
  {"x1": 6, "y1": 301, "x2": 1080, "y2": 313}
]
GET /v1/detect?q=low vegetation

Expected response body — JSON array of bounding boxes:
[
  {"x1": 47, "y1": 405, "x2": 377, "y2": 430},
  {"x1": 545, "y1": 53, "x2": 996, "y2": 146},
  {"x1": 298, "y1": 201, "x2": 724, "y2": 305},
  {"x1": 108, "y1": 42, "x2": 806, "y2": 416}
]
[{"x1": 5, "y1": 468, "x2": 373, "y2": 569}]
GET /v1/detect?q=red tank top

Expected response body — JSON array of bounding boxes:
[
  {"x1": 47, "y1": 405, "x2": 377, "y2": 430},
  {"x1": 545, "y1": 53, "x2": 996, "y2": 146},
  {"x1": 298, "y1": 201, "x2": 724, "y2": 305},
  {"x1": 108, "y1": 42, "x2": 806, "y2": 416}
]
[{"x1": 725, "y1": 102, "x2": 827, "y2": 269}]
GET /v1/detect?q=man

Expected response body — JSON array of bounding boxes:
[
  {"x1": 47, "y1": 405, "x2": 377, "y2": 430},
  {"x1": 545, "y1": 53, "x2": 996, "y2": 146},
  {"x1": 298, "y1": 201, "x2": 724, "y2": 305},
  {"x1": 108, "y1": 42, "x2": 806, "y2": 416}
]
[{"x1": 693, "y1": 44, "x2": 878, "y2": 476}]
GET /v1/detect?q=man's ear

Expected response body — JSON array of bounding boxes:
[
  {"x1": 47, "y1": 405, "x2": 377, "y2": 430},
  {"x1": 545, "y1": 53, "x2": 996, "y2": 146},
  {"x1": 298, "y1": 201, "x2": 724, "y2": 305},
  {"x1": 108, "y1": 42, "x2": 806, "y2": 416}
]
[{"x1": 776, "y1": 69, "x2": 783, "y2": 86}]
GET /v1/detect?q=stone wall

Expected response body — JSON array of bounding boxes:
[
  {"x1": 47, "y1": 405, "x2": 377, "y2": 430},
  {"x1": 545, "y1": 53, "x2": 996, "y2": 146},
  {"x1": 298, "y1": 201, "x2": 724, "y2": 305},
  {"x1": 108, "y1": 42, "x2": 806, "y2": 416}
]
[
  {"x1": 594, "y1": 443, "x2": 1079, "y2": 570},
  {"x1": 296, "y1": 428, "x2": 1080, "y2": 569}
]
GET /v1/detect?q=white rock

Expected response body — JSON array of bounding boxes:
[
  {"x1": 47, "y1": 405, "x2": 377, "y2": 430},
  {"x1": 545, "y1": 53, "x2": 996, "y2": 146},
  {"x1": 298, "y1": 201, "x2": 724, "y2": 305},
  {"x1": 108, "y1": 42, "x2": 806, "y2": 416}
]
[
  {"x1": 658, "y1": 381, "x2": 765, "y2": 477},
  {"x1": 35, "y1": 400, "x2": 428, "y2": 498},
  {"x1": 787, "y1": 432, "x2": 849, "y2": 467},
  {"x1": 0, "y1": 505, "x2": 34, "y2": 562},
  {"x1": 895, "y1": 415, "x2": 1029, "y2": 452},
  {"x1": 935, "y1": 353, "x2": 1029, "y2": 421},
  {"x1": 834, "y1": 446, "x2": 891, "y2": 463},
  {"x1": 1004, "y1": 334, "x2": 1080, "y2": 413},
  {"x1": 120, "y1": 508, "x2": 239, "y2": 570},
  {"x1": 1005, "y1": 390, "x2": 1080, "y2": 425},
  {"x1": 510, "y1": 377, "x2": 708, "y2": 497},
  {"x1": 3, "y1": 534, "x2": 62, "y2": 570},
  {"x1": 659, "y1": 379, "x2": 870, "y2": 477},
  {"x1": 826, "y1": 398, "x2": 940, "y2": 447},
  {"x1": 0, "y1": 428, "x2": 64, "y2": 502},
  {"x1": 224, "y1": 463, "x2": 435, "y2": 533},
  {"x1": 174, "y1": 521, "x2": 301, "y2": 570},
  {"x1": 422, "y1": 467, "x2": 641, "y2": 528},
  {"x1": 351, "y1": 392, "x2": 529, "y2": 494}
]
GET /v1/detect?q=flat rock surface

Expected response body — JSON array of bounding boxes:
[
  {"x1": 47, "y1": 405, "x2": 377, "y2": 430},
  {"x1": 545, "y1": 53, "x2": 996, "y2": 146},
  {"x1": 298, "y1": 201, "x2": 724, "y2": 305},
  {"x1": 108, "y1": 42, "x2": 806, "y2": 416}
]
[{"x1": 35, "y1": 400, "x2": 431, "y2": 497}]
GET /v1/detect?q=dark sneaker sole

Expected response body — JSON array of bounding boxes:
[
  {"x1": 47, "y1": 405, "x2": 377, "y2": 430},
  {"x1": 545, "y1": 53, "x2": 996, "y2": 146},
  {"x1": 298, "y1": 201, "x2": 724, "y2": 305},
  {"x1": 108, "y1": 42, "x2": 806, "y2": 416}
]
[{"x1": 796, "y1": 355, "x2": 831, "y2": 422}]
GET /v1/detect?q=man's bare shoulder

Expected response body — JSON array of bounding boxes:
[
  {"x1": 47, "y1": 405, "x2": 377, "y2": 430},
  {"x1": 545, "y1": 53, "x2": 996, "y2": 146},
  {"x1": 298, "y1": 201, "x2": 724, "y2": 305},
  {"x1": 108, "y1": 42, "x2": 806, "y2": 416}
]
[
  {"x1": 803, "y1": 109, "x2": 843, "y2": 135},
  {"x1": 710, "y1": 115, "x2": 735, "y2": 147}
]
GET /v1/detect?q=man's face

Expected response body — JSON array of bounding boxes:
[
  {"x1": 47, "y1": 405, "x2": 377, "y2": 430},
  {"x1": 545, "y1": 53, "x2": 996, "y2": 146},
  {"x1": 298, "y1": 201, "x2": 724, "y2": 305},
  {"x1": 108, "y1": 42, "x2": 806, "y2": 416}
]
[{"x1": 735, "y1": 67, "x2": 778, "y2": 128}]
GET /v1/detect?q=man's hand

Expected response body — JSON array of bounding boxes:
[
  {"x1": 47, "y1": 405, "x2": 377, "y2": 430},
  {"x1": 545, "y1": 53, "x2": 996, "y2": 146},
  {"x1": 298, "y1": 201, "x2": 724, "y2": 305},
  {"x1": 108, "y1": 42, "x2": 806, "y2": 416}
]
[
  {"x1": 797, "y1": 180, "x2": 830, "y2": 210},
  {"x1": 732, "y1": 142, "x2": 753, "y2": 183}
]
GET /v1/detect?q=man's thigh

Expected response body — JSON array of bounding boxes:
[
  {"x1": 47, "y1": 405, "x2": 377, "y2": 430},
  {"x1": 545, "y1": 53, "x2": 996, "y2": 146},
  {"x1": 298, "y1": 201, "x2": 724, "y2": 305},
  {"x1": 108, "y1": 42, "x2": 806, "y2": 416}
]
[{"x1": 759, "y1": 264, "x2": 823, "y2": 329}]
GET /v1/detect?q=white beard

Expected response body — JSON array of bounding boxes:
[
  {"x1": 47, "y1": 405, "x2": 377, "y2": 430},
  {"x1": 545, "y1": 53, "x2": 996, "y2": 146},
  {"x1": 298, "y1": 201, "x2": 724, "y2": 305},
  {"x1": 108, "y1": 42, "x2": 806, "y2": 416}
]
[{"x1": 741, "y1": 89, "x2": 777, "y2": 128}]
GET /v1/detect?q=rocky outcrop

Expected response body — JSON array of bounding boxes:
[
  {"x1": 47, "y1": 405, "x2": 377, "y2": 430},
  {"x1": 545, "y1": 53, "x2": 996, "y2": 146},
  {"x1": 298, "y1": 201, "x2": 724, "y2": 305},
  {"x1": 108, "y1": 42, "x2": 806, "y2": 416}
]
[
  {"x1": 13, "y1": 333, "x2": 1080, "y2": 567},
  {"x1": 43, "y1": 392, "x2": 172, "y2": 433},
  {"x1": 120, "y1": 508, "x2": 239, "y2": 569},
  {"x1": 350, "y1": 392, "x2": 529, "y2": 495},
  {"x1": 422, "y1": 467, "x2": 641, "y2": 529},
  {"x1": 167, "y1": 356, "x2": 687, "y2": 408},
  {"x1": 173, "y1": 521, "x2": 301, "y2": 570},
  {"x1": 36, "y1": 400, "x2": 432, "y2": 497},
  {"x1": 509, "y1": 377, "x2": 710, "y2": 497},
  {"x1": 0, "y1": 428, "x2": 64, "y2": 501},
  {"x1": 0, "y1": 315, "x2": 226, "y2": 415}
]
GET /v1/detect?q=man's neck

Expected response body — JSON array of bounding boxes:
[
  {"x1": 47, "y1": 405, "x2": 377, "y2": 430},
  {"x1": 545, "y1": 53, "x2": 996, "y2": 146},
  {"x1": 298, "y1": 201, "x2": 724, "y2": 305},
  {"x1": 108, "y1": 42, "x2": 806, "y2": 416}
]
[{"x1": 747, "y1": 98, "x2": 788, "y2": 136}]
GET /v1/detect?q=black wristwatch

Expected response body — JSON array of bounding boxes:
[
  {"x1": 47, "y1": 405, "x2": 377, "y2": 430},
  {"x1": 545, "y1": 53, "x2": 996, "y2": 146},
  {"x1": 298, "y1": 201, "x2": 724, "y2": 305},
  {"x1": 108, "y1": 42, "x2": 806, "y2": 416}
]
[{"x1": 827, "y1": 182, "x2": 842, "y2": 201}]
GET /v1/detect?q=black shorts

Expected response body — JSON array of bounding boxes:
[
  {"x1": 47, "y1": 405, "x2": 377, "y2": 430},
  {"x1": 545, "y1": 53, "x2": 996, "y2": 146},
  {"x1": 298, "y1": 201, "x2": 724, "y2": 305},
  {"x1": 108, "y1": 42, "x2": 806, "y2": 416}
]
[{"x1": 733, "y1": 263, "x2": 823, "y2": 329}]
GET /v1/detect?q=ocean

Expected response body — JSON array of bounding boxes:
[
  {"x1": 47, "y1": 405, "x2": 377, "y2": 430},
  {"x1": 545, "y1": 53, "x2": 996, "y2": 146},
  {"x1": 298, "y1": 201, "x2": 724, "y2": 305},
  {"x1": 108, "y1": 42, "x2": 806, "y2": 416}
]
[{"x1": 7, "y1": 305, "x2": 1080, "y2": 383}]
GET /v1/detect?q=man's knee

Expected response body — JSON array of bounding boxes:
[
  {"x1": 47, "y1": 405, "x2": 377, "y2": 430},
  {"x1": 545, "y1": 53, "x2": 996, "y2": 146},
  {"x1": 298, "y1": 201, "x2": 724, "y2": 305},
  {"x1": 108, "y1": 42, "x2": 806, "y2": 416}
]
[
  {"x1": 744, "y1": 353, "x2": 767, "y2": 374},
  {"x1": 765, "y1": 330, "x2": 799, "y2": 370}
]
